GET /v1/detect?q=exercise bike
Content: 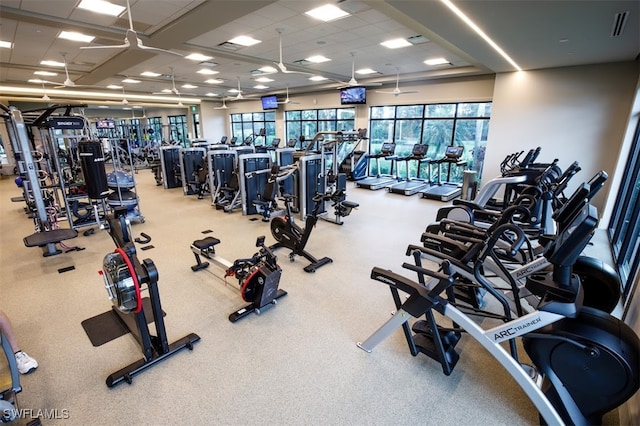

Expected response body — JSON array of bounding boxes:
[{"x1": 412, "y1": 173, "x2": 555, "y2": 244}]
[
  {"x1": 99, "y1": 207, "x2": 200, "y2": 387},
  {"x1": 190, "y1": 235, "x2": 287, "y2": 322},
  {"x1": 269, "y1": 192, "x2": 332, "y2": 273}
]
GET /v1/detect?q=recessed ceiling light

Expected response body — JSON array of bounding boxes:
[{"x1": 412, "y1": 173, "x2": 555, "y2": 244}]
[
  {"x1": 205, "y1": 79, "x2": 224, "y2": 84},
  {"x1": 255, "y1": 77, "x2": 274, "y2": 83},
  {"x1": 34, "y1": 71, "x2": 58, "y2": 76},
  {"x1": 197, "y1": 69, "x2": 219, "y2": 75},
  {"x1": 140, "y1": 71, "x2": 161, "y2": 77},
  {"x1": 205, "y1": 93, "x2": 218, "y2": 97},
  {"x1": 58, "y1": 31, "x2": 95, "y2": 43},
  {"x1": 424, "y1": 58, "x2": 450, "y2": 66},
  {"x1": 306, "y1": 55, "x2": 331, "y2": 63},
  {"x1": 305, "y1": 4, "x2": 350, "y2": 22},
  {"x1": 28, "y1": 79, "x2": 46, "y2": 84},
  {"x1": 40, "y1": 60, "x2": 65, "y2": 67},
  {"x1": 356, "y1": 68, "x2": 376, "y2": 75},
  {"x1": 228, "y1": 88, "x2": 240, "y2": 93},
  {"x1": 253, "y1": 85, "x2": 269, "y2": 89},
  {"x1": 0, "y1": 41, "x2": 13, "y2": 49},
  {"x1": 77, "y1": 0, "x2": 125, "y2": 16},
  {"x1": 309, "y1": 76, "x2": 328, "y2": 81},
  {"x1": 228, "y1": 36, "x2": 261, "y2": 47},
  {"x1": 107, "y1": 84, "x2": 122, "y2": 89},
  {"x1": 160, "y1": 89, "x2": 172, "y2": 93},
  {"x1": 98, "y1": 105, "x2": 110, "y2": 109},
  {"x1": 182, "y1": 84, "x2": 198, "y2": 89},
  {"x1": 122, "y1": 78, "x2": 140, "y2": 83},
  {"x1": 380, "y1": 38, "x2": 411, "y2": 49},
  {"x1": 259, "y1": 66, "x2": 278, "y2": 73},
  {"x1": 186, "y1": 53, "x2": 213, "y2": 61}
]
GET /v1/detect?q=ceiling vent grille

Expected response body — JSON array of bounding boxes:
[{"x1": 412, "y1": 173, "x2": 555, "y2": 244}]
[{"x1": 610, "y1": 11, "x2": 628, "y2": 37}]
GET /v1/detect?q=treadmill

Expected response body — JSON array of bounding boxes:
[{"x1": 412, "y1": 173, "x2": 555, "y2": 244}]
[
  {"x1": 355, "y1": 142, "x2": 398, "y2": 190},
  {"x1": 387, "y1": 144, "x2": 431, "y2": 196},
  {"x1": 421, "y1": 145, "x2": 467, "y2": 202}
]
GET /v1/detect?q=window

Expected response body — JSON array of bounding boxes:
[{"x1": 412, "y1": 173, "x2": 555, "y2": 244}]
[
  {"x1": 147, "y1": 117, "x2": 163, "y2": 143},
  {"x1": 230, "y1": 111, "x2": 276, "y2": 145},
  {"x1": 369, "y1": 102, "x2": 491, "y2": 182},
  {"x1": 285, "y1": 107, "x2": 356, "y2": 148},
  {"x1": 168, "y1": 115, "x2": 188, "y2": 146},
  {"x1": 609, "y1": 119, "x2": 640, "y2": 302}
]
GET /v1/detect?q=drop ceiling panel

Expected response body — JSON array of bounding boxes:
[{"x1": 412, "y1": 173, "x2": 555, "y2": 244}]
[{"x1": 16, "y1": 1, "x2": 77, "y2": 19}]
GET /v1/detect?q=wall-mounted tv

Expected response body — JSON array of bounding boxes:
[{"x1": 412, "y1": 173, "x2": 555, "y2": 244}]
[
  {"x1": 261, "y1": 95, "x2": 279, "y2": 110},
  {"x1": 96, "y1": 119, "x2": 115, "y2": 129},
  {"x1": 340, "y1": 86, "x2": 366, "y2": 105}
]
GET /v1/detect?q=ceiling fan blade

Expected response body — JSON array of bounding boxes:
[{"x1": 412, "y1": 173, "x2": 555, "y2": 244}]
[
  {"x1": 138, "y1": 44, "x2": 184, "y2": 57},
  {"x1": 80, "y1": 43, "x2": 130, "y2": 50}
]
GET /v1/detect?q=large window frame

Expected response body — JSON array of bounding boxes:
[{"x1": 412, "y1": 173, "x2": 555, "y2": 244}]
[
  {"x1": 230, "y1": 111, "x2": 276, "y2": 146},
  {"x1": 285, "y1": 107, "x2": 356, "y2": 148},
  {"x1": 168, "y1": 114, "x2": 188, "y2": 146},
  {"x1": 368, "y1": 102, "x2": 492, "y2": 181},
  {"x1": 608, "y1": 119, "x2": 640, "y2": 303}
]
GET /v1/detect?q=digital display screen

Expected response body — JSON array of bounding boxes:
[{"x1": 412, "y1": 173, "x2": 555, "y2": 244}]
[
  {"x1": 340, "y1": 86, "x2": 366, "y2": 105},
  {"x1": 96, "y1": 120, "x2": 115, "y2": 129},
  {"x1": 261, "y1": 95, "x2": 279, "y2": 110}
]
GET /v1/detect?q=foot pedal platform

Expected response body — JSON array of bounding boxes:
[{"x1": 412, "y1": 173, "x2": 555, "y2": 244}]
[{"x1": 411, "y1": 319, "x2": 461, "y2": 376}]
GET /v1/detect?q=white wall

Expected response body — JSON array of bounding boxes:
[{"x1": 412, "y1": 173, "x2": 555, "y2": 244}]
[{"x1": 485, "y1": 61, "x2": 639, "y2": 212}]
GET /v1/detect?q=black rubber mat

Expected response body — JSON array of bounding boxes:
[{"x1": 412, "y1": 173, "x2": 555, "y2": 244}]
[{"x1": 81, "y1": 297, "x2": 164, "y2": 347}]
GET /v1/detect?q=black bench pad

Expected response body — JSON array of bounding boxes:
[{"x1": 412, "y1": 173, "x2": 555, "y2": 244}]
[{"x1": 24, "y1": 229, "x2": 78, "y2": 247}]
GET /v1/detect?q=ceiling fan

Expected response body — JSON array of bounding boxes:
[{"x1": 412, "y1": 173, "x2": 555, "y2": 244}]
[
  {"x1": 337, "y1": 52, "x2": 382, "y2": 89},
  {"x1": 213, "y1": 98, "x2": 236, "y2": 110},
  {"x1": 80, "y1": 0, "x2": 182, "y2": 57},
  {"x1": 153, "y1": 67, "x2": 180, "y2": 95},
  {"x1": 376, "y1": 69, "x2": 419, "y2": 96},
  {"x1": 273, "y1": 29, "x2": 315, "y2": 75},
  {"x1": 278, "y1": 86, "x2": 299, "y2": 104},
  {"x1": 38, "y1": 53, "x2": 91, "y2": 88}
]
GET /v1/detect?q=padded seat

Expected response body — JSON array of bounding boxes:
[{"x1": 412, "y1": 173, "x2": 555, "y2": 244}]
[
  {"x1": 192, "y1": 236, "x2": 220, "y2": 250},
  {"x1": 23, "y1": 229, "x2": 78, "y2": 247}
]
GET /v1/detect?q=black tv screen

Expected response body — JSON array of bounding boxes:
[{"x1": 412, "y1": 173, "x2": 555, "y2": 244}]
[
  {"x1": 340, "y1": 86, "x2": 366, "y2": 105},
  {"x1": 261, "y1": 95, "x2": 278, "y2": 110}
]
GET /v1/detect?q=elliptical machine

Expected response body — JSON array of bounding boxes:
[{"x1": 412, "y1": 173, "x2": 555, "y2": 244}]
[{"x1": 270, "y1": 191, "x2": 332, "y2": 273}]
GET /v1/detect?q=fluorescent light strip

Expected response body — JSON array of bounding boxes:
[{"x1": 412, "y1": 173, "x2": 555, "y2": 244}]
[
  {"x1": 0, "y1": 40, "x2": 13, "y2": 49},
  {"x1": 305, "y1": 4, "x2": 350, "y2": 22},
  {"x1": 40, "y1": 60, "x2": 65, "y2": 67},
  {"x1": 0, "y1": 85, "x2": 201, "y2": 103},
  {"x1": 140, "y1": 71, "x2": 161, "y2": 77},
  {"x1": 186, "y1": 53, "x2": 213, "y2": 61},
  {"x1": 440, "y1": 0, "x2": 522, "y2": 71},
  {"x1": 228, "y1": 36, "x2": 261, "y2": 47},
  {"x1": 380, "y1": 38, "x2": 411, "y2": 49},
  {"x1": 77, "y1": 0, "x2": 126, "y2": 16},
  {"x1": 59, "y1": 31, "x2": 95, "y2": 43}
]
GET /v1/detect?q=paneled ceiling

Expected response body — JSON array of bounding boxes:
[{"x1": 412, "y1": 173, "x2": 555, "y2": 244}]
[{"x1": 0, "y1": 0, "x2": 638, "y2": 107}]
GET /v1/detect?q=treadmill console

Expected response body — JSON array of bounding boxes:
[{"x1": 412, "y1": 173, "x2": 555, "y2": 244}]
[
  {"x1": 412, "y1": 144, "x2": 428, "y2": 157},
  {"x1": 445, "y1": 146, "x2": 464, "y2": 159},
  {"x1": 381, "y1": 143, "x2": 395, "y2": 155}
]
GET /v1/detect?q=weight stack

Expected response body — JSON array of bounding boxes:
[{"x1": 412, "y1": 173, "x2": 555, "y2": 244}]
[{"x1": 79, "y1": 140, "x2": 109, "y2": 199}]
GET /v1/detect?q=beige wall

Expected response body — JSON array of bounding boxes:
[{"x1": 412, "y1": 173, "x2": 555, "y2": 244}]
[{"x1": 485, "y1": 61, "x2": 639, "y2": 212}]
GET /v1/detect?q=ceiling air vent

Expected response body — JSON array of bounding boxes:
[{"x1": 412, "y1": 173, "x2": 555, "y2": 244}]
[
  {"x1": 610, "y1": 11, "x2": 628, "y2": 37},
  {"x1": 408, "y1": 35, "x2": 429, "y2": 45}
]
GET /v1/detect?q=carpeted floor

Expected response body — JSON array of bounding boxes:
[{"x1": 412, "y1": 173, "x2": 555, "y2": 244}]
[{"x1": 0, "y1": 166, "x2": 610, "y2": 425}]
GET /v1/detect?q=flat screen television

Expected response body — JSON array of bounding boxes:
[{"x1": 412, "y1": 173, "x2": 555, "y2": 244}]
[
  {"x1": 340, "y1": 86, "x2": 366, "y2": 105},
  {"x1": 96, "y1": 119, "x2": 115, "y2": 129},
  {"x1": 261, "y1": 95, "x2": 279, "y2": 110}
]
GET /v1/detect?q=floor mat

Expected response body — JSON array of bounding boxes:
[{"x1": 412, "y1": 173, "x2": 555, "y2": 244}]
[{"x1": 81, "y1": 297, "x2": 164, "y2": 347}]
